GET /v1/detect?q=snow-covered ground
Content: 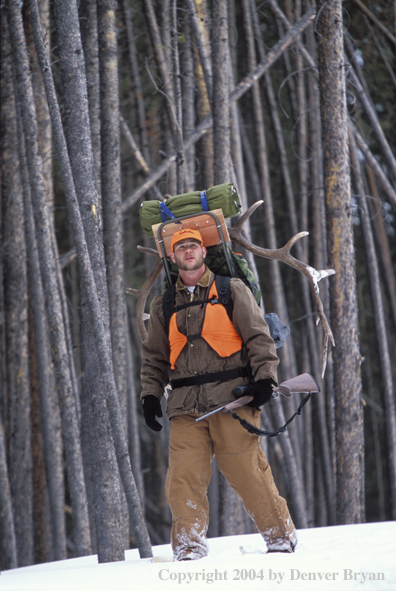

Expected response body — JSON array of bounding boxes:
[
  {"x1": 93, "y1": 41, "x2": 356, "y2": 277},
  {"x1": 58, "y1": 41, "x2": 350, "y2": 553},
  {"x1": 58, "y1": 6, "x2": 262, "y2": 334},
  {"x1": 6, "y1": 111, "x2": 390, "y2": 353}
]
[{"x1": 2, "y1": 522, "x2": 395, "y2": 591}]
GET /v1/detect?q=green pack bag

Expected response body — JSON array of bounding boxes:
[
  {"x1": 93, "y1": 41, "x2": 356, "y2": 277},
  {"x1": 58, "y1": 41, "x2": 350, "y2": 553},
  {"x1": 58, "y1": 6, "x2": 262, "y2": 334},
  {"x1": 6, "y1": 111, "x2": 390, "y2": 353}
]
[{"x1": 139, "y1": 182, "x2": 241, "y2": 237}]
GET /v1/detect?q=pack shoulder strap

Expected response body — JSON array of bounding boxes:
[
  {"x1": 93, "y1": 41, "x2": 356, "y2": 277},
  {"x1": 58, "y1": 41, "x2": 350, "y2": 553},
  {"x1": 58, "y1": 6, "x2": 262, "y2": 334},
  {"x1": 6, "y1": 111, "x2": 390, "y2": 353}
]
[
  {"x1": 163, "y1": 284, "x2": 176, "y2": 335},
  {"x1": 215, "y1": 275, "x2": 233, "y2": 322}
]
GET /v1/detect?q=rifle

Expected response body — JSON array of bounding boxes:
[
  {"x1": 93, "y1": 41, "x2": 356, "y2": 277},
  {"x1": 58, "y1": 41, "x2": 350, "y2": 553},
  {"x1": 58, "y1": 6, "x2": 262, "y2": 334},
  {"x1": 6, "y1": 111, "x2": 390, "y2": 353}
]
[{"x1": 194, "y1": 372, "x2": 320, "y2": 437}]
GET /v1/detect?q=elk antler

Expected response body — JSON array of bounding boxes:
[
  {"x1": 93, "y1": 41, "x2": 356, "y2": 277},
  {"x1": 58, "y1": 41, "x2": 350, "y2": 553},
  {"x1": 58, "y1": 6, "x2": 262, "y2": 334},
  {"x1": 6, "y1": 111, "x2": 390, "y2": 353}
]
[
  {"x1": 229, "y1": 202, "x2": 335, "y2": 376},
  {"x1": 127, "y1": 201, "x2": 335, "y2": 376},
  {"x1": 125, "y1": 246, "x2": 163, "y2": 341}
]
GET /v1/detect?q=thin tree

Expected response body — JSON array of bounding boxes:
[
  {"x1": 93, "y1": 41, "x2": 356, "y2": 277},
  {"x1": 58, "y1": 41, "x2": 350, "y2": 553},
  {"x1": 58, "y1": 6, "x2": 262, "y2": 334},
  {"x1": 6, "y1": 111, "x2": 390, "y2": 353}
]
[
  {"x1": 0, "y1": 411, "x2": 17, "y2": 570},
  {"x1": 1, "y1": 13, "x2": 34, "y2": 565},
  {"x1": 0, "y1": 12, "x2": 18, "y2": 572},
  {"x1": 98, "y1": 0, "x2": 130, "y2": 552},
  {"x1": 349, "y1": 130, "x2": 396, "y2": 519},
  {"x1": 79, "y1": 0, "x2": 102, "y2": 198},
  {"x1": 7, "y1": 0, "x2": 92, "y2": 556},
  {"x1": 315, "y1": 0, "x2": 364, "y2": 523},
  {"x1": 17, "y1": 94, "x2": 67, "y2": 562},
  {"x1": 211, "y1": 0, "x2": 245, "y2": 536},
  {"x1": 28, "y1": 0, "x2": 152, "y2": 559}
]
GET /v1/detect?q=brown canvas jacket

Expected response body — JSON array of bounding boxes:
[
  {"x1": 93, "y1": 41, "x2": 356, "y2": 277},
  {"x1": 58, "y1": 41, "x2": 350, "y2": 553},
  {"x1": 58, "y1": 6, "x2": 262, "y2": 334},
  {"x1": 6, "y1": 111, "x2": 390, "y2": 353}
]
[{"x1": 140, "y1": 267, "x2": 279, "y2": 418}]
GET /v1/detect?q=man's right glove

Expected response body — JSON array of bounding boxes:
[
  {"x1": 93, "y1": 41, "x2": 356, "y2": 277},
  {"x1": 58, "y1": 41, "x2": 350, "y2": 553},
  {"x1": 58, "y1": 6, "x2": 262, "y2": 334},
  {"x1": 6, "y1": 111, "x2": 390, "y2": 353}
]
[
  {"x1": 243, "y1": 378, "x2": 275, "y2": 408},
  {"x1": 143, "y1": 395, "x2": 163, "y2": 431}
]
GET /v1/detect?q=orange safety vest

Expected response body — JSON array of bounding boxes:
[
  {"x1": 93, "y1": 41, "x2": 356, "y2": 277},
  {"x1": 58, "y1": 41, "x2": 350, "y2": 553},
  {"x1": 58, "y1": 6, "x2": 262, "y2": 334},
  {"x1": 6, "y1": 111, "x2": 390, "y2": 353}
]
[{"x1": 169, "y1": 280, "x2": 243, "y2": 370}]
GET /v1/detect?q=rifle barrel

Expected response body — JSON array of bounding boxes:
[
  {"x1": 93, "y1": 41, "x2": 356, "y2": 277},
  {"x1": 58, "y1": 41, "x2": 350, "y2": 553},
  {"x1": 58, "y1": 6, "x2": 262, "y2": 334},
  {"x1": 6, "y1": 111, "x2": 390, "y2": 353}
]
[{"x1": 194, "y1": 406, "x2": 225, "y2": 422}]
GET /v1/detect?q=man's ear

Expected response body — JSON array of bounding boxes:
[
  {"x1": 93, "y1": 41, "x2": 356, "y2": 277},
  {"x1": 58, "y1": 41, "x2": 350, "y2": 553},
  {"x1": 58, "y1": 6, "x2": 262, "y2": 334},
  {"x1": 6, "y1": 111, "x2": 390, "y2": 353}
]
[
  {"x1": 202, "y1": 246, "x2": 207, "y2": 258},
  {"x1": 169, "y1": 251, "x2": 175, "y2": 263}
]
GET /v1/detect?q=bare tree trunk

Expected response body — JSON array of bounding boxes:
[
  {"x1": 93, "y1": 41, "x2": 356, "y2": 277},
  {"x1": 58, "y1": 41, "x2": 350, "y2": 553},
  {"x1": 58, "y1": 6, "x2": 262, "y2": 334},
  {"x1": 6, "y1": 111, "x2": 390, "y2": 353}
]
[
  {"x1": 0, "y1": 410, "x2": 18, "y2": 570},
  {"x1": 22, "y1": 1, "x2": 68, "y2": 559},
  {"x1": 242, "y1": 0, "x2": 305, "y2": 498},
  {"x1": 316, "y1": 0, "x2": 364, "y2": 524},
  {"x1": 227, "y1": 50, "x2": 261, "y2": 296},
  {"x1": 144, "y1": 0, "x2": 177, "y2": 142},
  {"x1": 121, "y1": 0, "x2": 149, "y2": 162},
  {"x1": 79, "y1": 0, "x2": 102, "y2": 198},
  {"x1": 126, "y1": 317, "x2": 145, "y2": 505},
  {"x1": 98, "y1": 0, "x2": 130, "y2": 552},
  {"x1": 180, "y1": 8, "x2": 195, "y2": 191},
  {"x1": 171, "y1": 0, "x2": 184, "y2": 193},
  {"x1": 29, "y1": 0, "x2": 152, "y2": 558},
  {"x1": 365, "y1": 166, "x2": 396, "y2": 331},
  {"x1": 18, "y1": 108, "x2": 67, "y2": 563},
  {"x1": 264, "y1": 0, "x2": 335, "y2": 524},
  {"x1": 212, "y1": 0, "x2": 244, "y2": 535},
  {"x1": 98, "y1": 0, "x2": 128, "y2": 442},
  {"x1": 349, "y1": 130, "x2": 396, "y2": 519},
  {"x1": 294, "y1": 0, "x2": 309, "y2": 260},
  {"x1": 212, "y1": 0, "x2": 229, "y2": 185},
  {"x1": 8, "y1": 0, "x2": 92, "y2": 556},
  {"x1": 185, "y1": 0, "x2": 213, "y2": 101},
  {"x1": 269, "y1": 399, "x2": 308, "y2": 528},
  {"x1": 30, "y1": 331, "x2": 53, "y2": 564},
  {"x1": 82, "y1": 331, "x2": 125, "y2": 563},
  {"x1": 1, "y1": 14, "x2": 34, "y2": 565},
  {"x1": 0, "y1": 17, "x2": 18, "y2": 572},
  {"x1": 23, "y1": 0, "x2": 53, "y2": 209},
  {"x1": 362, "y1": 348, "x2": 387, "y2": 522},
  {"x1": 193, "y1": 0, "x2": 213, "y2": 189}
]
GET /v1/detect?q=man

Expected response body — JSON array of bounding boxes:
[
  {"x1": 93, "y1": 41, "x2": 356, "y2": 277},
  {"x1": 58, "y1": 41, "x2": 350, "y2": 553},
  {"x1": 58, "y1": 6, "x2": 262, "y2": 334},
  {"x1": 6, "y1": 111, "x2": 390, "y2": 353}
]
[{"x1": 140, "y1": 228, "x2": 297, "y2": 560}]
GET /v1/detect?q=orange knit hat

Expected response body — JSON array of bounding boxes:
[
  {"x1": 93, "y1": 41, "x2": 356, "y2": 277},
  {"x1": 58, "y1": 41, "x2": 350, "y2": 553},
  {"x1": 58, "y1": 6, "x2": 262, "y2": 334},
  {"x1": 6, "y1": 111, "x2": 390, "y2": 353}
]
[{"x1": 170, "y1": 228, "x2": 204, "y2": 251}]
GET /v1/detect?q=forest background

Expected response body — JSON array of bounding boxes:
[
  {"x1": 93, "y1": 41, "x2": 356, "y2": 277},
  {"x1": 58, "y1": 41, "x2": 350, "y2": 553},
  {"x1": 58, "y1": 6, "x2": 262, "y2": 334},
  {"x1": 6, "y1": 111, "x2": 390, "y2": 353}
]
[{"x1": 1, "y1": 0, "x2": 395, "y2": 570}]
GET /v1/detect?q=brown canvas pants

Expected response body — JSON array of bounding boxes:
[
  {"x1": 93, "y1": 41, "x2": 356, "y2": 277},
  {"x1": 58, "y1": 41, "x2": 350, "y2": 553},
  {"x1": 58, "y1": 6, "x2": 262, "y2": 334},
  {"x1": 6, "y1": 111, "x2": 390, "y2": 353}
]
[{"x1": 165, "y1": 407, "x2": 297, "y2": 560}]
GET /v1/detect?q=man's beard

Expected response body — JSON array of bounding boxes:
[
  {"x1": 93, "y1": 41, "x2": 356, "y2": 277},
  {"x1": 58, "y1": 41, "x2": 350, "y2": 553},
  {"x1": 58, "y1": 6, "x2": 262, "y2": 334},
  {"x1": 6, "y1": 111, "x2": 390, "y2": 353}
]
[{"x1": 174, "y1": 251, "x2": 205, "y2": 271}]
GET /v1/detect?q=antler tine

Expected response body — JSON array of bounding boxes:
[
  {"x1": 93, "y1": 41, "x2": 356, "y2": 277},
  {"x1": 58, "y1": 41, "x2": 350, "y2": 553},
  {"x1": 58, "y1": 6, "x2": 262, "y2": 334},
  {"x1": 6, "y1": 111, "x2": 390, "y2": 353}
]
[
  {"x1": 229, "y1": 209, "x2": 335, "y2": 377},
  {"x1": 137, "y1": 245, "x2": 160, "y2": 257},
  {"x1": 280, "y1": 231, "x2": 309, "y2": 252},
  {"x1": 233, "y1": 200, "x2": 264, "y2": 234},
  {"x1": 125, "y1": 287, "x2": 139, "y2": 296},
  {"x1": 126, "y1": 252, "x2": 163, "y2": 342}
]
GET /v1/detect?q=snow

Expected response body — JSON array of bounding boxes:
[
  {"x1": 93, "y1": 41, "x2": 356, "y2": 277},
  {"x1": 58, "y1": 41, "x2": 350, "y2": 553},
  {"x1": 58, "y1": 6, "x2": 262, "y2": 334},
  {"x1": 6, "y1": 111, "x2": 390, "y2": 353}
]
[
  {"x1": 2, "y1": 522, "x2": 395, "y2": 591},
  {"x1": 305, "y1": 264, "x2": 335, "y2": 293}
]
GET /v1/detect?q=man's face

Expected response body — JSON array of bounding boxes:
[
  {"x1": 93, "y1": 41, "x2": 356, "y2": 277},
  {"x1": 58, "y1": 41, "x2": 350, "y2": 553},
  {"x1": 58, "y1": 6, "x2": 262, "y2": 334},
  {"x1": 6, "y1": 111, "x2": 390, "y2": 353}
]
[{"x1": 170, "y1": 239, "x2": 206, "y2": 271}]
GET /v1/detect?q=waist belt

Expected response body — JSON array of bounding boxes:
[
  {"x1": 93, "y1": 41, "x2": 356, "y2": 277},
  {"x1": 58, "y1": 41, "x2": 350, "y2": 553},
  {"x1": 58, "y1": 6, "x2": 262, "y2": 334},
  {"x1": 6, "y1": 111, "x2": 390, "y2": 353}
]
[{"x1": 170, "y1": 366, "x2": 252, "y2": 389}]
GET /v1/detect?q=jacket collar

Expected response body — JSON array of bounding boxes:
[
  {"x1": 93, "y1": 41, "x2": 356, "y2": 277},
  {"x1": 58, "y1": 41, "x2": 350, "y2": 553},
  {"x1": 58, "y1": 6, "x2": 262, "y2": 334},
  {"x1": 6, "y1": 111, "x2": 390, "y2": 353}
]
[{"x1": 176, "y1": 265, "x2": 213, "y2": 291}]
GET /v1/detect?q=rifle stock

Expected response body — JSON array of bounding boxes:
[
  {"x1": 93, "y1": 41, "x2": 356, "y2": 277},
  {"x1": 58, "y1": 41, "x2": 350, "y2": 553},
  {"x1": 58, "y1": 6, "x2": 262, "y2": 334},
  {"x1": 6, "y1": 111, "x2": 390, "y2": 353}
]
[{"x1": 272, "y1": 372, "x2": 320, "y2": 398}]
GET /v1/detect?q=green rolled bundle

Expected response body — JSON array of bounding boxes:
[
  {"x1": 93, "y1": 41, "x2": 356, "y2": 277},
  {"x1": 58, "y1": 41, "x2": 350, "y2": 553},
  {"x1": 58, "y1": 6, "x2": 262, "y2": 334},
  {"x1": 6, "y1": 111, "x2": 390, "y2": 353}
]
[{"x1": 139, "y1": 182, "x2": 241, "y2": 237}]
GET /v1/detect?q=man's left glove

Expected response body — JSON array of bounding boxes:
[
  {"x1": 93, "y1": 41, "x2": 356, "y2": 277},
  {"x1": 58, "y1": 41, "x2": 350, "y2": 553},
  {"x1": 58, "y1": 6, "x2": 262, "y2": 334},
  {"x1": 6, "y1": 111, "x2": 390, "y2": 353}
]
[
  {"x1": 244, "y1": 379, "x2": 275, "y2": 407},
  {"x1": 143, "y1": 395, "x2": 163, "y2": 431}
]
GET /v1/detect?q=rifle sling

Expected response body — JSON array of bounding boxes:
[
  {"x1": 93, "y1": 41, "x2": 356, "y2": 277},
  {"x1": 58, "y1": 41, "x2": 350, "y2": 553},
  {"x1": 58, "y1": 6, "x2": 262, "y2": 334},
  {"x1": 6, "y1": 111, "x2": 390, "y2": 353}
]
[{"x1": 229, "y1": 393, "x2": 311, "y2": 438}]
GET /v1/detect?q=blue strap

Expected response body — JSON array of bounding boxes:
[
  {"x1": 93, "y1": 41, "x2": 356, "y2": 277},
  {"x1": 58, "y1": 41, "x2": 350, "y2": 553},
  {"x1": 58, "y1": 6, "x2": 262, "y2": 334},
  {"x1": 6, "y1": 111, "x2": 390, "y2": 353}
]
[
  {"x1": 200, "y1": 190, "x2": 209, "y2": 211},
  {"x1": 159, "y1": 201, "x2": 176, "y2": 222}
]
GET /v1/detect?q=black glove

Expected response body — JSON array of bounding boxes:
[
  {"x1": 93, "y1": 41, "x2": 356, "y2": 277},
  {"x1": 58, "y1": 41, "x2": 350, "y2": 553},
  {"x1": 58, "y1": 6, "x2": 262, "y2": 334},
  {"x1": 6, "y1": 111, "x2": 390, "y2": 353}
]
[
  {"x1": 143, "y1": 395, "x2": 163, "y2": 431},
  {"x1": 244, "y1": 379, "x2": 275, "y2": 408}
]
